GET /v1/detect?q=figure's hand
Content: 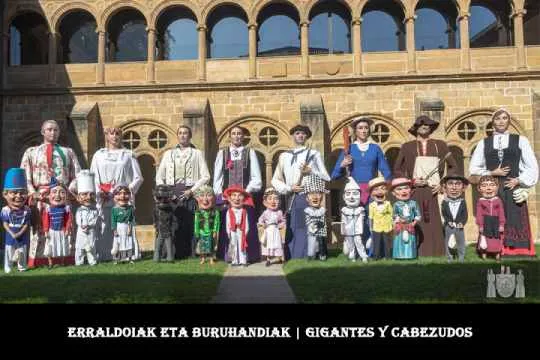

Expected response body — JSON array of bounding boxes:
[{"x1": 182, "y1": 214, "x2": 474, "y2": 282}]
[
  {"x1": 331, "y1": 236, "x2": 338, "y2": 245},
  {"x1": 414, "y1": 178, "x2": 427, "y2": 187},
  {"x1": 504, "y1": 177, "x2": 519, "y2": 190},
  {"x1": 491, "y1": 165, "x2": 511, "y2": 177},
  {"x1": 457, "y1": 223, "x2": 464, "y2": 229},
  {"x1": 8, "y1": 230, "x2": 17, "y2": 239},
  {"x1": 340, "y1": 155, "x2": 353, "y2": 168},
  {"x1": 180, "y1": 190, "x2": 193, "y2": 200},
  {"x1": 300, "y1": 163, "x2": 312, "y2": 176},
  {"x1": 292, "y1": 185, "x2": 304, "y2": 193},
  {"x1": 513, "y1": 188, "x2": 529, "y2": 203},
  {"x1": 431, "y1": 184, "x2": 442, "y2": 195},
  {"x1": 113, "y1": 230, "x2": 118, "y2": 237},
  {"x1": 127, "y1": 228, "x2": 132, "y2": 236}
]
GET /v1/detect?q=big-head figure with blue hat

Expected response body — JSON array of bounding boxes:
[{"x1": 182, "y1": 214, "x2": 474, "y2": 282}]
[{"x1": 1, "y1": 168, "x2": 31, "y2": 272}]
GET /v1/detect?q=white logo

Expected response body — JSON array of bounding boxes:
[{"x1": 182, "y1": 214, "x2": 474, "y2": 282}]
[{"x1": 486, "y1": 266, "x2": 525, "y2": 298}]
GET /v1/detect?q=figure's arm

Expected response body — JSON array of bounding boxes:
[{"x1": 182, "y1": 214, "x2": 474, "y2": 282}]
[
  {"x1": 278, "y1": 211, "x2": 286, "y2": 229},
  {"x1": 213, "y1": 210, "x2": 221, "y2": 235},
  {"x1": 469, "y1": 140, "x2": 490, "y2": 176},
  {"x1": 111, "y1": 208, "x2": 118, "y2": 233},
  {"x1": 392, "y1": 147, "x2": 406, "y2": 178},
  {"x1": 311, "y1": 152, "x2": 331, "y2": 181},
  {"x1": 440, "y1": 142, "x2": 458, "y2": 174},
  {"x1": 377, "y1": 146, "x2": 392, "y2": 180},
  {"x1": 129, "y1": 153, "x2": 144, "y2": 195},
  {"x1": 475, "y1": 201, "x2": 483, "y2": 232},
  {"x1": 368, "y1": 203, "x2": 374, "y2": 232},
  {"x1": 68, "y1": 148, "x2": 82, "y2": 194},
  {"x1": 20, "y1": 148, "x2": 37, "y2": 195},
  {"x1": 155, "y1": 151, "x2": 169, "y2": 185},
  {"x1": 246, "y1": 149, "x2": 263, "y2": 193},
  {"x1": 462, "y1": 201, "x2": 469, "y2": 226},
  {"x1": 412, "y1": 201, "x2": 421, "y2": 225},
  {"x1": 192, "y1": 151, "x2": 211, "y2": 193},
  {"x1": 518, "y1": 136, "x2": 539, "y2": 187},
  {"x1": 193, "y1": 211, "x2": 200, "y2": 238},
  {"x1": 213, "y1": 150, "x2": 224, "y2": 196},
  {"x1": 42, "y1": 208, "x2": 50, "y2": 234},
  {"x1": 497, "y1": 198, "x2": 506, "y2": 231},
  {"x1": 330, "y1": 150, "x2": 346, "y2": 180},
  {"x1": 3, "y1": 221, "x2": 16, "y2": 238},
  {"x1": 271, "y1": 155, "x2": 291, "y2": 195}
]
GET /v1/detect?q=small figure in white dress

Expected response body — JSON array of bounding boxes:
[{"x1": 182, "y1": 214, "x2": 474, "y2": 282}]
[
  {"x1": 111, "y1": 184, "x2": 137, "y2": 264},
  {"x1": 258, "y1": 187, "x2": 286, "y2": 267}
]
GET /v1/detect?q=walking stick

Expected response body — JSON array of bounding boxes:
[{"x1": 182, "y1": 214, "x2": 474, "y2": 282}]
[{"x1": 343, "y1": 127, "x2": 351, "y2": 177}]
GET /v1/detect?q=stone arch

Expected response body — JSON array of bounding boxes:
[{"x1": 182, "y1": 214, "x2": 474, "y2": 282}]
[
  {"x1": 250, "y1": 0, "x2": 303, "y2": 25},
  {"x1": 201, "y1": 0, "x2": 251, "y2": 25},
  {"x1": 447, "y1": 108, "x2": 525, "y2": 137},
  {"x1": 100, "y1": 1, "x2": 150, "y2": 32},
  {"x1": 330, "y1": 113, "x2": 409, "y2": 150},
  {"x1": 412, "y1": 0, "x2": 461, "y2": 14},
  {"x1": 359, "y1": 0, "x2": 409, "y2": 19},
  {"x1": 217, "y1": 115, "x2": 293, "y2": 188},
  {"x1": 51, "y1": 2, "x2": 98, "y2": 33},
  {"x1": 217, "y1": 115, "x2": 291, "y2": 152},
  {"x1": 150, "y1": 0, "x2": 201, "y2": 29},
  {"x1": 5, "y1": 6, "x2": 50, "y2": 34},
  {"x1": 304, "y1": 0, "x2": 356, "y2": 23},
  {"x1": 118, "y1": 119, "x2": 177, "y2": 162}
]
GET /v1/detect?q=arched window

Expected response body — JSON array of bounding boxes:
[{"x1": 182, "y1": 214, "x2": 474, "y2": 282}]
[
  {"x1": 257, "y1": 3, "x2": 300, "y2": 56},
  {"x1": 309, "y1": 1, "x2": 351, "y2": 55},
  {"x1": 470, "y1": 2, "x2": 513, "y2": 48},
  {"x1": 9, "y1": 12, "x2": 49, "y2": 65},
  {"x1": 106, "y1": 8, "x2": 148, "y2": 62},
  {"x1": 59, "y1": 11, "x2": 98, "y2": 64},
  {"x1": 207, "y1": 5, "x2": 248, "y2": 58},
  {"x1": 361, "y1": 0, "x2": 405, "y2": 52},
  {"x1": 524, "y1": 0, "x2": 540, "y2": 46},
  {"x1": 156, "y1": 6, "x2": 198, "y2": 60},
  {"x1": 415, "y1": 0, "x2": 458, "y2": 50}
]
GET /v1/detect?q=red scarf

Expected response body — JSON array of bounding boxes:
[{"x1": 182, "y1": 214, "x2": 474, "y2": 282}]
[
  {"x1": 228, "y1": 207, "x2": 248, "y2": 251},
  {"x1": 46, "y1": 143, "x2": 54, "y2": 172}
]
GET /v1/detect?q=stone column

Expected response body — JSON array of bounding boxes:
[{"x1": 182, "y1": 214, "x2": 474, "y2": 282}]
[
  {"x1": 405, "y1": 16, "x2": 416, "y2": 73},
  {"x1": 248, "y1": 22, "x2": 257, "y2": 79},
  {"x1": 97, "y1": 30, "x2": 105, "y2": 84},
  {"x1": 48, "y1": 32, "x2": 57, "y2": 85},
  {"x1": 300, "y1": 21, "x2": 309, "y2": 78},
  {"x1": 183, "y1": 99, "x2": 215, "y2": 166},
  {"x1": 513, "y1": 9, "x2": 527, "y2": 70},
  {"x1": 69, "y1": 103, "x2": 100, "y2": 167},
  {"x1": 352, "y1": 17, "x2": 362, "y2": 76},
  {"x1": 197, "y1": 24, "x2": 207, "y2": 81},
  {"x1": 147, "y1": 27, "x2": 156, "y2": 83},
  {"x1": 458, "y1": 13, "x2": 471, "y2": 72}
]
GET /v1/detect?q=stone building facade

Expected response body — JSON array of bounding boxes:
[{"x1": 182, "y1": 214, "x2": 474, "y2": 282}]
[{"x1": 1, "y1": 0, "x2": 540, "y2": 250}]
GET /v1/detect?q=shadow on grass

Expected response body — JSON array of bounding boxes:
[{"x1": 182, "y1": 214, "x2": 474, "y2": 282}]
[
  {"x1": 0, "y1": 258, "x2": 227, "y2": 304},
  {"x1": 284, "y1": 247, "x2": 540, "y2": 304}
]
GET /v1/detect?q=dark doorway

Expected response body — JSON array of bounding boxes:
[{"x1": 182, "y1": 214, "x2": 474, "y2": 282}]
[{"x1": 135, "y1": 154, "x2": 156, "y2": 225}]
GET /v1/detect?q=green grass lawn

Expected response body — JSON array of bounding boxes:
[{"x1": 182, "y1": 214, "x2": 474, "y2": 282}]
[
  {"x1": 0, "y1": 253, "x2": 227, "y2": 303},
  {"x1": 284, "y1": 245, "x2": 540, "y2": 303}
]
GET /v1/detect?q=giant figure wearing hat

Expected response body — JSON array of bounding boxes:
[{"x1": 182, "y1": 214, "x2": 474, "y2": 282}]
[
  {"x1": 440, "y1": 171, "x2": 469, "y2": 262},
  {"x1": 393, "y1": 116, "x2": 457, "y2": 257},
  {"x1": 2, "y1": 168, "x2": 31, "y2": 273},
  {"x1": 272, "y1": 124, "x2": 331, "y2": 260},
  {"x1": 20, "y1": 120, "x2": 81, "y2": 267}
]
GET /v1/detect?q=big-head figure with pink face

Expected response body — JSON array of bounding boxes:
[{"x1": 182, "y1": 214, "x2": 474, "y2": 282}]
[{"x1": 391, "y1": 178, "x2": 421, "y2": 260}]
